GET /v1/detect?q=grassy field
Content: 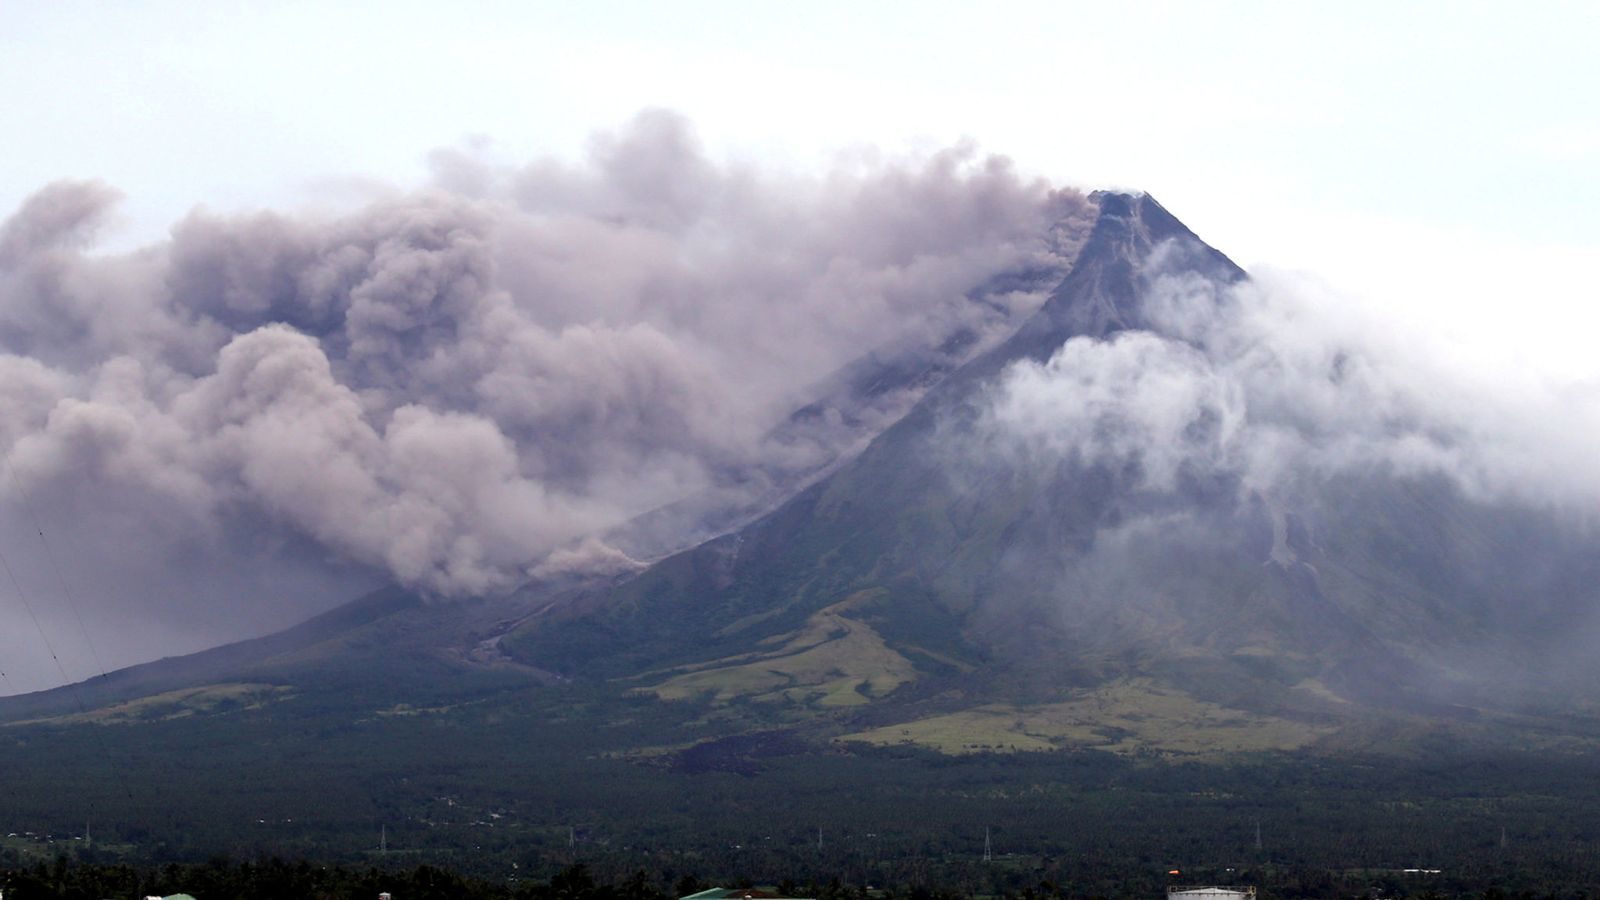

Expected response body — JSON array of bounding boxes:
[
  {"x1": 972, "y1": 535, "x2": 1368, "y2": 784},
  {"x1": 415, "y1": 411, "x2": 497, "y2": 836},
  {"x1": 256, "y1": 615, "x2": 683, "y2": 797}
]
[
  {"x1": 837, "y1": 678, "x2": 1332, "y2": 756},
  {"x1": 6, "y1": 682, "x2": 294, "y2": 726},
  {"x1": 639, "y1": 593, "x2": 919, "y2": 706}
]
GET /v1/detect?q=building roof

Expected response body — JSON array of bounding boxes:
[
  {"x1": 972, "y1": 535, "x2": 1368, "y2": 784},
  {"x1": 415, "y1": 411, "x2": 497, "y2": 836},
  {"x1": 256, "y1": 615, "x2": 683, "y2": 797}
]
[{"x1": 680, "y1": 889, "x2": 814, "y2": 900}]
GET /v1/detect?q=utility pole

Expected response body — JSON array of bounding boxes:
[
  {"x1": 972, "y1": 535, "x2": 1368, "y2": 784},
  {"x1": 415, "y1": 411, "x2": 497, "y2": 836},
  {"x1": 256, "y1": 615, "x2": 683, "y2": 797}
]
[
  {"x1": 1255, "y1": 819, "x2": 1262, "y2": 852},
  {"x1": 983, "y1": 826, "x2": 992, "y2": 863}
]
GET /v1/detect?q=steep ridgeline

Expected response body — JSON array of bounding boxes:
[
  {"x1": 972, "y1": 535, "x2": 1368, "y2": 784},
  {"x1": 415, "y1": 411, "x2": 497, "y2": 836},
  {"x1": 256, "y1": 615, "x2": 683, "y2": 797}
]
[
  {"x1": 504, "y1": 192, "x2": 1600, "y2": 754},
  {"x1": 574, "y1": 190, "x2": 1096, "y2": 566}
]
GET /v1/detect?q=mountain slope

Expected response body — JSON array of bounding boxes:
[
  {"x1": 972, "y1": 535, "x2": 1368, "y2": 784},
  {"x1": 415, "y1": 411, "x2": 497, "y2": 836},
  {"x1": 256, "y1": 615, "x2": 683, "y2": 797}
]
[
  {"x1": 0, "y1": 585, "x2": 420, "y2": 721},
  {"x1": 13, "y1": 189, "x2": 1600, "y2": 885},
  {"x1": 8, "y1": 191, "x2": 1599, "y2": 760},
  {"x1": 501, "y1": 192, "x2": 1600, "y2": 752},
  {"x1": 498, "y1": 191, "x2": 1258, "y2": 677}
]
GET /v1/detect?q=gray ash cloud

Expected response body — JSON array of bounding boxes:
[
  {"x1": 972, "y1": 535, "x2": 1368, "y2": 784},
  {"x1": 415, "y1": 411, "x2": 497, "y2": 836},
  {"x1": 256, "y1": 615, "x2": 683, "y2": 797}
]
[{"x1": 0, "y1": 111, "x2": 1085, "y2": 686}]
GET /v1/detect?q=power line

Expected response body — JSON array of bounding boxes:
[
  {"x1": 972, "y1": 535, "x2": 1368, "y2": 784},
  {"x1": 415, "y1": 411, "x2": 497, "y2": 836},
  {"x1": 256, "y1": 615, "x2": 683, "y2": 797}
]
[
  {"x1": 3, "y1": 460, "x2": 109, "y2": 684},
  {"x1": 0, "y1": 458, "x2": 134, "y2": 819},
  {"x1": 0, "y1": 533, "x2": 77, "y2": 698}
]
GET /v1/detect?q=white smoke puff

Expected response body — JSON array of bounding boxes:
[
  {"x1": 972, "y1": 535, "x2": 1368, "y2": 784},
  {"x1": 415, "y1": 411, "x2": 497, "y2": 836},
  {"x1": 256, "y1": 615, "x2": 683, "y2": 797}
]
[
  {"x1": 0, "y1": 354, "x2": 68, "y2": 450},
  {"x1": 4, "y1": 361, "x2": 218, "y2": 550},
  {"x1": 986, "y1": 331, "x2": 1246, "y2": 491},
  {"x1": 181, "y1": 325, "x2": 388, "y2": 536},
  {"x1": 160, "y1": 326, "x2": 614, "y2": 595},
  {"x1": 342, "y1": 198, "x2": 495, "y2": 378},
  {"x1": 980, "y1": 260, "x2": 1600, "y2": 513},
  {"x1": 376, "y1": 404, "x2": 610, "y2": 593},
  {"x1": 0, "y1": 180, "x2": 122, "y2": 264},
  {"x1": 530, "y1": 536, "x2": 645, "y2": 581}
]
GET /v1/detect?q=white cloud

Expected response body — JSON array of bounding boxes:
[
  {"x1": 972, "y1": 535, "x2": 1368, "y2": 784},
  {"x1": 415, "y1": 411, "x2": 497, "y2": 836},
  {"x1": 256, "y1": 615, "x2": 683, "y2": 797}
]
[{"x1": 981, "y1": 263, "x2": 1600, "y2": 512}]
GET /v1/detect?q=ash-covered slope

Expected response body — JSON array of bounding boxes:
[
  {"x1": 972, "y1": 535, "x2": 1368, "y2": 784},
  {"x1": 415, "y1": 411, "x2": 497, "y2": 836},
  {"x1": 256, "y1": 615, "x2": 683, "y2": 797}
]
[{"x1": 503, "y1": 192, "x2": 1600, "y2": 750}]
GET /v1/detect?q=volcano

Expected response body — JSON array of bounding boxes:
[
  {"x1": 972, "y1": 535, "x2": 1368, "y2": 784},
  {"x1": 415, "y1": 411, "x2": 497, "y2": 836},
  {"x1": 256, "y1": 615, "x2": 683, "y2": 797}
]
[
  {"x1": 489, "y1": 191, "x2": 1600, "y2": 754},
  {"x1": 7, "y1": 191, "x2": 1600, "y2": 760}
]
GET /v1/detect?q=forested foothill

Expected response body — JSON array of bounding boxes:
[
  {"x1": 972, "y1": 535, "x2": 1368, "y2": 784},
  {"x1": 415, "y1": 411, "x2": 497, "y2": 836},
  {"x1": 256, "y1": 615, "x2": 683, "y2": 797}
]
[
  {"x1": 5, "y1": 666, "x2": 1600, "y2": 898},
  {"x1": 0, "y1": 855, "x2": 1589, "y2": 899}
]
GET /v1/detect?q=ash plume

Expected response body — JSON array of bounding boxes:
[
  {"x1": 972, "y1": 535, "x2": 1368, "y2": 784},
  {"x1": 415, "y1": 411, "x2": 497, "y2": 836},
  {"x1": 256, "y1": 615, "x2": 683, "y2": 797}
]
[{"x1": 0, "y1": 111, "x2": 1085, "y2": 685}]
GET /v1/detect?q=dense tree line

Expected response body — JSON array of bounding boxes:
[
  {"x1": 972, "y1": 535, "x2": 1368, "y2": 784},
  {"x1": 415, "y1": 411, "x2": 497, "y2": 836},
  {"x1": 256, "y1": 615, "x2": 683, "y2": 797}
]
[
  {"x1": 7, "y1": 670, "x2": 1600, "y2": 896},
  {"x1": 0, "y1": 856, "x2": 1585, "y2": 900}
]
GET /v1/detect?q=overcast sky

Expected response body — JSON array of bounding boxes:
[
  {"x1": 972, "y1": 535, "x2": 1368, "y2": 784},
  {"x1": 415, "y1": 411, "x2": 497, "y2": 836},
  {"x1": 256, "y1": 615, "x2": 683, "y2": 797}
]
[
  {"x1": 5, "y1": 1, "x2": 1597, "y2": 373},
  {"x1": 2, "y1": 1, "x2": 1598, "y2": 693}
]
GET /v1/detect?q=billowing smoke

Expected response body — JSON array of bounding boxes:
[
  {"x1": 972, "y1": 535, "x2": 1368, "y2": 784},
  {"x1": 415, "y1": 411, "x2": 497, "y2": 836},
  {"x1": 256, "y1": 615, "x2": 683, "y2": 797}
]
[
  {"x1": 980, "y1": 255, "x2": 1600, "y2": 514},
  {"x1": 961, "y1": 249, "x2": 1600, "y2": 697},
  {"x1": 0, "y1": 111, "x2": 1087, "y2": 687}
]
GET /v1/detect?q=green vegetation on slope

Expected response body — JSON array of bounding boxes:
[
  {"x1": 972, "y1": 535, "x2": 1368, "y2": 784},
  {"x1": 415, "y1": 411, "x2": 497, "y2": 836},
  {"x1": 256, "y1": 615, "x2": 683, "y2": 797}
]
[
  {"x1": 641, "y1": 592, "x2": 919, "y2": 707},
  {"x1": 837, "y1": 678, "x2": 1332, "y2": 756},
  {"x1": 6, "y1": 660, "x2": 1600, "y2": 894}
]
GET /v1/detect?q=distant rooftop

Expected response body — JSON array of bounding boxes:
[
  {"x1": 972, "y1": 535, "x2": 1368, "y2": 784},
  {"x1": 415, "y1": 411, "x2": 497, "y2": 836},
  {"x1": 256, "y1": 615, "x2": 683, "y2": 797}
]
[{"x1": 680, "y1": 889, "x2": 815, "y2": 900}]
